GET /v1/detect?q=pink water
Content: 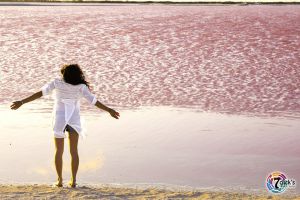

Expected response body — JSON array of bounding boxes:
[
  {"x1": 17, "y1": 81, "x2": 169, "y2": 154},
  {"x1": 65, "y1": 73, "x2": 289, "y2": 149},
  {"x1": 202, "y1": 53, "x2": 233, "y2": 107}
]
[
  {"x1": 0, "y1": 4, "x2": 299, "y2": 193},
  {"x1": 0, "y1": 4, "x2": 300, "y2": 116}
]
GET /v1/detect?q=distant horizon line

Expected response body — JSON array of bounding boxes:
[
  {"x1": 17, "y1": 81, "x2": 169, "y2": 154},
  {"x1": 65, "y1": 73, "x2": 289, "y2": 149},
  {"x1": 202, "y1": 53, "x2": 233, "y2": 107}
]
[{"x1": 0, "y1": 0, "x2": 299, "y2": 4}]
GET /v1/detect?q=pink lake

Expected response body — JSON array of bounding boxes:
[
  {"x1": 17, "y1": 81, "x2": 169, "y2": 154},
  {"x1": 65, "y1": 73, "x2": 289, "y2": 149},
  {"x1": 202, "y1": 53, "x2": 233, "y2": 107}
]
[{"x1": 0, "y1": 3, "x2": 299, "y2": 194}]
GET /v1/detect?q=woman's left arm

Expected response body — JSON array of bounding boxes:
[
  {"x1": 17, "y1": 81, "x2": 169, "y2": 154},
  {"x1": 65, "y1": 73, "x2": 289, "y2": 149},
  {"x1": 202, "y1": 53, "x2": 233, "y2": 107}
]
[{"x1": 10, "y1": 91, "x2": 43, "y2": 110}]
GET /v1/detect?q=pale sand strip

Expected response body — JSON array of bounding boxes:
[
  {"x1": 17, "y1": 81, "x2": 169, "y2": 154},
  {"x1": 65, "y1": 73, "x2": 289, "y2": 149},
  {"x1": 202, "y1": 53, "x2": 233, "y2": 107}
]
[{"x1": 0, "y1": 184, "x2": 299, "y2": 199}]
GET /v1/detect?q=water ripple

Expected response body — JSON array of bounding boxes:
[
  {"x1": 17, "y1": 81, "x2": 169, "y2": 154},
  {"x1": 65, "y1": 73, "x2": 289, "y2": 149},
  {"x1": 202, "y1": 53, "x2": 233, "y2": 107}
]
[{"x1": 0, "y1": 5, "x2": 299, "y2": 116}]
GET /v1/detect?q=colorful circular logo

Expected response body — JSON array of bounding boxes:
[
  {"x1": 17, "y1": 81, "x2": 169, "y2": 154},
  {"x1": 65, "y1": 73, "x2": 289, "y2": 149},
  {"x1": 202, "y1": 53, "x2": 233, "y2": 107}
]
[{"x1": 266, "y1": 171, "x2": 288, "y2": 194}]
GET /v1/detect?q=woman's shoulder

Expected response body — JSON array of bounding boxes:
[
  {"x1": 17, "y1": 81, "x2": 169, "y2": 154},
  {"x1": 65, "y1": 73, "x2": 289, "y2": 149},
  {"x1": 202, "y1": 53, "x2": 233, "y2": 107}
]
[
  {"x1": 55, "y1": 78, "x2": 86, "y2": 89},
  {"x1": 51, "y1": 77, "x2": 62, "y2": 85},
  {"x1": 52, "y1": 77, "x2": 62, "y2": 82}
]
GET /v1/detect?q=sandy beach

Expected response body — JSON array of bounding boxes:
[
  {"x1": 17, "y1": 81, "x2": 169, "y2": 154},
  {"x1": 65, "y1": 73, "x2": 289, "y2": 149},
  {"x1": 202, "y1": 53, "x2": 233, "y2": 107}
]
[
  {"x1": 0, "y1": 4, "x2": 299, "y2": 199},
  {"x1": 0, "y1": 184, "x2": 299, "y2": 199}
]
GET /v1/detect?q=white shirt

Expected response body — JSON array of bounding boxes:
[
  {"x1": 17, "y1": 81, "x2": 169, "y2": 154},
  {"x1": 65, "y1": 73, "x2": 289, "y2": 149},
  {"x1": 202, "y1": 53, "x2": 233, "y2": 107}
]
[{"x1": 41, "y1": 78, "x2": 97, "y2": 139}]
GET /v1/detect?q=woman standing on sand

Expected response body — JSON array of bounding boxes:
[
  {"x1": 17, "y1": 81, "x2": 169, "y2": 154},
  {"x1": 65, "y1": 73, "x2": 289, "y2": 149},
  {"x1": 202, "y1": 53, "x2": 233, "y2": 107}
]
[{"x1": 10, "y1": 64, "x2": 120, "y2": 188}]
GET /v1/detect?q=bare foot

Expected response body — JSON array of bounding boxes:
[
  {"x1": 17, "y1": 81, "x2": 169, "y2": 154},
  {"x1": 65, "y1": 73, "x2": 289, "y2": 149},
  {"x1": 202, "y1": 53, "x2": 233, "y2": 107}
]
[
  {"x1": 53, "y1": 181, "x2": 63, "y2": 187},
  {"x1": 68, "y1": 181, "x2": 77, "y2": 188}
]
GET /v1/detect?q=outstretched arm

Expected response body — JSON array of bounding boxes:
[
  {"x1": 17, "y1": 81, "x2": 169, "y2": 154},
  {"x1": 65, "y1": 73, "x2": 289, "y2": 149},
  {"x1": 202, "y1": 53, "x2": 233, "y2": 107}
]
[
  {"x1": 95, "y1": 101, "x2": 120, "y2": 119},
  {"x1": 10, "y1": 91, "x2": 43, "y2": 110},
  {"x1": 80, "y1": 84, "x2": 120, "y2": 119}
]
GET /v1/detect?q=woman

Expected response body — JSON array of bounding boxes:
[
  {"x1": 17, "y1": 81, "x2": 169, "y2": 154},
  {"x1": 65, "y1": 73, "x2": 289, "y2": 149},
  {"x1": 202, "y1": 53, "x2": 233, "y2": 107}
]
[{"x1": 10, "y1": 64, "x2": 120, "y2": 188}]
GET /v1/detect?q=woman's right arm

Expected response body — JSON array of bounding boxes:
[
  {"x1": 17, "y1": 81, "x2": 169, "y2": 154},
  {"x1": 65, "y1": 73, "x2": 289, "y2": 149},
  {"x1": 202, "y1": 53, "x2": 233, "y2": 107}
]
[
  {"x1": 10, "y1": 79, "x2": 55, "y2": 110},
  {"x1": 10, "y1": 91, "x2": 43, "y2": 110}
]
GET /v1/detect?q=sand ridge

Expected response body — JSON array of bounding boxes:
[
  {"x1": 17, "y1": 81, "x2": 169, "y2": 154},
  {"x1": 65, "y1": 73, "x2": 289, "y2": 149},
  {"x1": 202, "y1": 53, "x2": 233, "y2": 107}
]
[{"x1": 0, "y1": 184, "x2": 299, "y2": 199}]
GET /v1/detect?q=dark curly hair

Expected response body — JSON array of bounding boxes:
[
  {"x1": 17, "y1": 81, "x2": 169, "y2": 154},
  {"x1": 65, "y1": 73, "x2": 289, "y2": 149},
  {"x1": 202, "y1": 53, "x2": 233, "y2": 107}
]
[{"x1": 60, "y1": 64, "x2": 90, "y2": 89}]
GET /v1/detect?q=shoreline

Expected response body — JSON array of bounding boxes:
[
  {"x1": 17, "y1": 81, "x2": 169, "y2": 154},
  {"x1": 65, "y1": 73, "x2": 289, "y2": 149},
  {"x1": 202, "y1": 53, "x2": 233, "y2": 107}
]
[
  {"x1": 0, "y1": 1, "x2": 300, "y2": 5},
  {"x1": 0, "y1": 184, "x2": 299, "y2": 199}
]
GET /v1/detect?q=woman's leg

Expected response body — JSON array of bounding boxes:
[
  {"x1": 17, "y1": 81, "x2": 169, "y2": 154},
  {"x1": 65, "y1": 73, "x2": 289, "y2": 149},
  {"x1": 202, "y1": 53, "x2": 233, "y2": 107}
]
[
  {"x1": 68, "y1": 127, "x2": 79, "y2": 187},
  {"x1": 54, "y1": 137, "x2": 64, "y2": 186}
]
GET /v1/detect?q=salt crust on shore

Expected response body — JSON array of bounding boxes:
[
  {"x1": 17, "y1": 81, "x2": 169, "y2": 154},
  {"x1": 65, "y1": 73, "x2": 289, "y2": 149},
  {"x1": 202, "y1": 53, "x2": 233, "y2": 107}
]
[{"x1": 0, "y1": 184, "x2": 299, "y2": 199}]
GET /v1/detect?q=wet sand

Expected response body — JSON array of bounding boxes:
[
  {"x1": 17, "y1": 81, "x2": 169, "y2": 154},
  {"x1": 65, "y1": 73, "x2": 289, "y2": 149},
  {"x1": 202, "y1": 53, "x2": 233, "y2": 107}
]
[{"x1": 1, "y1": 105, "x2": 299, "y2": 195}]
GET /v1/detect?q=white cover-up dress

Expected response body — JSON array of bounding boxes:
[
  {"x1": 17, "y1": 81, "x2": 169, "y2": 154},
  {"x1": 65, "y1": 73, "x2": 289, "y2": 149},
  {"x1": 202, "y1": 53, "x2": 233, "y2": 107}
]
[{"x1": 41, "y1": 78, "x2": 97, "y2": 139}]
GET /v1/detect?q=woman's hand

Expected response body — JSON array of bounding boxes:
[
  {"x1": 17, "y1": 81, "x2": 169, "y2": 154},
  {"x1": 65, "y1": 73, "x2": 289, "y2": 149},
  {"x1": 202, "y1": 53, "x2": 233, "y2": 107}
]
[
  {"x1": 95, "y1": 101, "x2": 120, "y2": 119},
  {"x1": 109, "y1": 108, "x2": 120, "y2": 119},
  {"x1": 10, "y1": 91, "x2": 42, "y2": 110},
  {"x1": 10, "y1": 101, "x2": 23, "y2": 110}
]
